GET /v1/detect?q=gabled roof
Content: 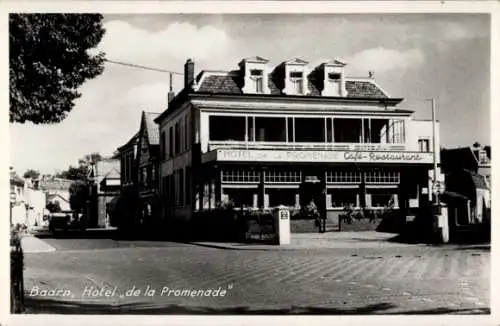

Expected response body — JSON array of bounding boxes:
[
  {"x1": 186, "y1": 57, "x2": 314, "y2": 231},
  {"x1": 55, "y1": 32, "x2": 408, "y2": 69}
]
[
  {"x1": 284, "y1": 58, "x2": 309, "y2": 65},
  {"x1": 239, "y1": 56, "x2": 269, "y2": 65},
  {"x1": 103, "y1": 167, "x2": 120, "y2": 180},
  {"x1": 323, "y1": 58, "x2": 347, "y2": 67},
  {"x1": 143, "y1": 112, "x2": 160, "y2": 146},
  {"x1": 117, "y1": 131, "x2": 139, "y2": 152}
]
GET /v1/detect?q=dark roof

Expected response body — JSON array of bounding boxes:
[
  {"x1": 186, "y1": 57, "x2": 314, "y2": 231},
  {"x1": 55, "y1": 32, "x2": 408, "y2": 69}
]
[
  {"x1": 196, "y1": 74, "x2": 388, "y2": 99},
  {"x1": 469, "y1": 171, "x2": 489, "y2": 190},
  {"x1": 118, "y1": 131, "x2": 139, "y2": 152},
  {"x1": 441, "y1": 147, "x2": 479, "y2": 172},
  {"x1": 144, "y1": 112, "x2": 160, "y2": 145}
]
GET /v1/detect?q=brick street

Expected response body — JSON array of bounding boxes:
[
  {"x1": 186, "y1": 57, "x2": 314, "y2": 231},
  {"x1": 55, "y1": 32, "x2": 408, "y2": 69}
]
[{"x1": 22, "y1": 235, "x2": 490, "y2": 314}]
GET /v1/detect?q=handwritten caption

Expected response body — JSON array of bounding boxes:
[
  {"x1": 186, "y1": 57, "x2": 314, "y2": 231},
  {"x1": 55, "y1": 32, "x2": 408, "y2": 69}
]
[{"x1": 29, "y1": 284, "x2": 234, "y2": 299}]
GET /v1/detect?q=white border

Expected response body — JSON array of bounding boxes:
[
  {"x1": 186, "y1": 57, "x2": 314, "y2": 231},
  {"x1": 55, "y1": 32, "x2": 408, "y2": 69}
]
[{"x1": 1, "y1": 2, "x2": 499, "y2": 326}]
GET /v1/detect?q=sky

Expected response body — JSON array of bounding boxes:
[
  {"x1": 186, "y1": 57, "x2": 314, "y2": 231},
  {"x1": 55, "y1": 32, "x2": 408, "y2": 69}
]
[{"x1": 9, "y1": 13, "x2": 491, "y2": 175}]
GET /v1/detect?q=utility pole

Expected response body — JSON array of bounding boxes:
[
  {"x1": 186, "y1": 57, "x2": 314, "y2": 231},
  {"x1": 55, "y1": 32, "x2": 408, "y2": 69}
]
[{"x1": 430, "y1": 98, "x2": 439, "y2": 205}]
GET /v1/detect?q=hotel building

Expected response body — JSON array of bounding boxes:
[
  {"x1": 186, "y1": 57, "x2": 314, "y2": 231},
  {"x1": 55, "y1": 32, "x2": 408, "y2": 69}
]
[{"x1": 155, "y1": 57, "x2": 440, "y2": 228}]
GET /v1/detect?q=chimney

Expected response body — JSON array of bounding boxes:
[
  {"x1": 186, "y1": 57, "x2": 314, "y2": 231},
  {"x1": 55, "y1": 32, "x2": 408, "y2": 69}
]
[
  {"x1": 167, "y1": 72, "x2": 175, "y2": 105},
  {"x1": 368, "y1": 71, "x2": 375, "y2": 79},
  {"x1": 184, "y1": 59, "x2": 195, "y2": 89}
]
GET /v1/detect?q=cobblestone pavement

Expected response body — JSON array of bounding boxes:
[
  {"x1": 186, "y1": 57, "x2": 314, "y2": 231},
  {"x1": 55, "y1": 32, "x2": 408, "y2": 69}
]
[{"x1": 22, "y1": 238, "x2": 490, "y2": 315}]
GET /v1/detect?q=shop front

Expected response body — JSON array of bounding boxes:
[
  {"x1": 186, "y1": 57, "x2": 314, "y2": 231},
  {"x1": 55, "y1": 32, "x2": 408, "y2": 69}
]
[{"x1": 195, "y1": 148, "x2": 435, "y2": 231}]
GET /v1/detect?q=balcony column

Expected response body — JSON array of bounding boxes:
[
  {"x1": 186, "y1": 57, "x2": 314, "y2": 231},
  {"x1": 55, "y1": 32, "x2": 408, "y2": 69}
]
[
  {"x1": 214, "y1": 165, "x2": 222, "y2": 205},
  {"x1": 360, "y1": 169, "x2": 367, "y2": 210},
  {"x1": 258, "y1": 167, "x2": 266, "y2": 209}
]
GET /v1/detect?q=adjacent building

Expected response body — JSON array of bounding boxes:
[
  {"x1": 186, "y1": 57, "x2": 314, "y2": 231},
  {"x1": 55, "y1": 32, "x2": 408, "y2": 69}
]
[
  {"x1": 440, "y1": 145, "x2": 491, "y2": 229},
  {"x1": 88, "y1": 158, "x2": 121, "y2": 228},
  {"x1": 115, "y1": 111, "x2": 161, "y2": 229},
  {"x1": 154, "y1": 57, "x2": 441, "y2": 228}
]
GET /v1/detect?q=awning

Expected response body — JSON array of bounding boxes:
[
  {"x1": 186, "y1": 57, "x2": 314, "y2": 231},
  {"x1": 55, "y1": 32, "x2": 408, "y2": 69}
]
[{"x1": 440, "y1": 191, "x2": 469, "y2": 202}]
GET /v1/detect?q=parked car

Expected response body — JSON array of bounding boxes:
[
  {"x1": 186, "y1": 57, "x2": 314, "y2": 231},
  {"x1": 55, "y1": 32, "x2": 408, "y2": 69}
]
[{"x1": 48, "y1": 211, "x2": 87, "y2": 232}]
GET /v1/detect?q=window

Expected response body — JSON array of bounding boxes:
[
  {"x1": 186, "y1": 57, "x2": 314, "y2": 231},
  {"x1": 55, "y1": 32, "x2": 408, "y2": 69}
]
[
  {"x1": 264, "y1": 170, "x2": 302, "y2": 183},
  {"x1": 179, "y1": 168, "x2": 184, "y2": 206},
  {"x1": 160, "y1": 131, "x2": 166, "y2": 160},
  {"x1": 209, "y1": 116, "x2": 246, "y2": 141},
  {"x1": 174, "y1": 122, "x2": 180, "y2": 155},
  {"x1": 329, "y1": 189, "x2": 358, "y2": 208},
  {"x1": 223, "y1": 188, "x2": 255, "y2": 208},
  {"x1": 221, "y1": 169, "x2": 260, "y2": 183},
  {"x1": 268, "y1": 188, "x2": 297, "y2": 207},
  {"x1": 250, "y1": 69, "x2": 264, "y2": 93},
  {"x1": 418, "y1": 138, "x2": 430, "y2": 152},
  {"x1": 169, "y1": 127, "x2": 173, "y2": 158},
  {"x1": 184, "y1": 115, "x2": 189, "y2": 151},
  {"x1": 370, "y1": 193, "x2": 396, "y2": 208},
  {"x1": 295, "y1": 118, "x2": 325, "y2": 142},
  {"x1": 255, "y1": 117, "x2": 287, "y2": 142},
  {"x1": 327, "y1": 73, "x2": 341, "y2": 96},
  {"x1": 186, "y1": 167, "x2": 191, "y2": 205},
  {"x1": 328, "y1": 73, "x2": 341, "y2": 80},
  {"x1": 334, "y1": 118, "x2": 362, "y2": 143},
  {"x1": 364, "y1": 171, "x2": 400, "y2": 184},
  {"x1": 289, "y1": 71, "x2": 303, "y2": 94},
  {"x1": 326, "y1": 171, "x2": 362, "y2": 184}
]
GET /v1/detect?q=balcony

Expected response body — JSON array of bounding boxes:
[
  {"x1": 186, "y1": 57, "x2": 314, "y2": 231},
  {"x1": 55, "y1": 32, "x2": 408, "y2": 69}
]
[{"x1": 208, "y1": 141, "x2": 406, "y2": 152}]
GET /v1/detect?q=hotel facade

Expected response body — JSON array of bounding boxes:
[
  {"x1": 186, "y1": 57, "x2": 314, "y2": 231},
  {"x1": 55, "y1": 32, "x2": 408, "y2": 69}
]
[{"x1": 155, "y1": 57, "x2": 440, "y2": 227}]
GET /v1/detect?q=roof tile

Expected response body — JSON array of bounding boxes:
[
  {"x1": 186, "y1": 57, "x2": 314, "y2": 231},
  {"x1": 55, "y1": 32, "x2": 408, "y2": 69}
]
[{"x1": 196, "y1": 74, "x2": 388, "y2": 99}]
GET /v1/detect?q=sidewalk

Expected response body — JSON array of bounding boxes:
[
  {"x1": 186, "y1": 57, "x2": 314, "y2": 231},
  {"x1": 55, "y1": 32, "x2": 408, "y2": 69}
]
[
  {"x1": 188, "y1": 231, "x2": 424, "y2": 250},
  {"x1": 21, "y1": 234, "x2": 56, "y2": 253}
]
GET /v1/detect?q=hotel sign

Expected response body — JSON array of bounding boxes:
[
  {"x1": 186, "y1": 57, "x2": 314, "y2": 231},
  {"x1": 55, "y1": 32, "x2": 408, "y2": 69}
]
[{"x1": 213, "y1": 149, "x2": 433, "y2": 164}]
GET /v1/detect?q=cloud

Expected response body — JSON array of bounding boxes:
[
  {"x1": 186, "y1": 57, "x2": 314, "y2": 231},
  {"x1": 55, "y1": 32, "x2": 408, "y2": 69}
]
[
  {"x1": 347, "y1": 47, "x2": 425, "y2": 75},
  {"x1": 438, "y1": 22, "x2": 483, "y2": 41},
  {"x1": 98, "y1": 20, "x2": 231, "y2": 65}
]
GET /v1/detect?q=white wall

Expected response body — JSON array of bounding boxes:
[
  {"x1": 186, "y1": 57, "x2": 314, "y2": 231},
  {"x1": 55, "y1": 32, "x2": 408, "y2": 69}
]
[{"x1": 407, "y1": 119, "x2": 441, "y2": 162}]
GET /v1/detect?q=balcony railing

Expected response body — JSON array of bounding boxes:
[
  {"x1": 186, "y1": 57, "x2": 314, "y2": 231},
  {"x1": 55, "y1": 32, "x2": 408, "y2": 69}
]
[{"x1": 208, "y1": 141, "x2": 406, "y2": 152}]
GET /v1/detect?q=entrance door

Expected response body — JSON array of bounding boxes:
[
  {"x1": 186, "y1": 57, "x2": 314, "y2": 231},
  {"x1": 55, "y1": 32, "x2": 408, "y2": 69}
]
[{"x1": 299, "y1": 176, "x2": 325, "y2": 217}]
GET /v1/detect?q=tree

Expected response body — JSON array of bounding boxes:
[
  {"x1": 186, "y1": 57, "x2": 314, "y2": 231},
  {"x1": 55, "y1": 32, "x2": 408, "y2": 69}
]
[
  {"x1": 69, "y1": 180, "x2": 89, "y2": 214},
  {"x1": 23, "y1": 169, "x2": 40, "y2": 179},
  {"x1": 57, "y1": 152, "x2": 102, "y2": 181},
  {"x1": 9, "y1": 14, "x2": 106, "y2": 124}
]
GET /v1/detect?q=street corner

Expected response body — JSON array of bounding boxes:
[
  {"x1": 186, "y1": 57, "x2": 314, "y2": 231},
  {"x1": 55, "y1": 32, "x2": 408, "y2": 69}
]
[{"x1": 21, "y1": 235, "x2": 56, "y2": 253}]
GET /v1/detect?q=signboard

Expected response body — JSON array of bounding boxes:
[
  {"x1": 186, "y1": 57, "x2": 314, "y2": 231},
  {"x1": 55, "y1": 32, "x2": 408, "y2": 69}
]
[{"x1": 211, "y1": 149, "x2": 433, "y2": 164}]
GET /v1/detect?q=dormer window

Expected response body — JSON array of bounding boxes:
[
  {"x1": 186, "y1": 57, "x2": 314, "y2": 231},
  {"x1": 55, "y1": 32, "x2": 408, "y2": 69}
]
[
  {"x1": 289, "y1": 71, "x2": 304, "y2": 94},
  {"x1": 327, "y1": 72, "x2": 342, "y2": 96},
  {"x1": 250, "y1": 69, "x2": 264, "y2": 93},
  {"x1": 317, "y1": 59, "x2": 347, "y2": 97},
  {"x1": 239, "y1": 56, "x2": 270, "y2": 94},
  {"x1": 328, "y1": 73, "x2": 341, "y2": 80}
]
